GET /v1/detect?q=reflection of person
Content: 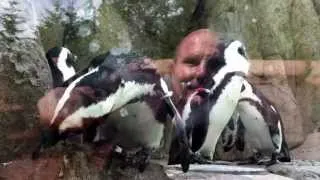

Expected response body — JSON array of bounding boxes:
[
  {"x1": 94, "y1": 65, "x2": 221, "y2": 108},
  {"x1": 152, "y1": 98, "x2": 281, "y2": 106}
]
[
  {"x1": 164, "y1": 28, "x2": 220, "y2": 160},
  {"x1": 170, "y1": 28, "x2": 219, "y2": 105}
]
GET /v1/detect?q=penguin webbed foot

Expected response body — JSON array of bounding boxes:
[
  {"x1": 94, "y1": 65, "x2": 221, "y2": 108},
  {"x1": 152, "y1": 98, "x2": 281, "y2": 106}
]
[
  {"x1": 257, "y1": 158, "x2": 277, "y2": 166},
  {"x1": 112, "y1": 146, "x2": 152, "y2": 172},
  {"x1": 135, "y1": 148, "x2": 152, "y2": 172},
  {"x1": 254, "y1": 152, "x2": 278, "y2": 166},
  {"x1": 277, "y1": 155, "x2": 291, "y2": 163},
  {"x1": 190, "y1": 153, "x2": 214, "y2": 164}
]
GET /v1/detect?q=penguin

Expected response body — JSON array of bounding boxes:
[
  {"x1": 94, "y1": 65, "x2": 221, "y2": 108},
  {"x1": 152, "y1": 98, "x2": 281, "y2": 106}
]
[
  {"x1": 33, "y1": 54, "x2": 191, "y2": 172},
  {"x1": 219, "y1": 111, "x2": 245, "y2": 153},
  {"x1": 61, "y1": 48, "x2": 140, "y2": 86},
  {"x1": 46, "y1": 47, "x2": 77, "y2": 87},
  {"x1": 233, "y1": 79, "x2": 291, "y2": 165},
  {"x1": 169, "y1": 40, "x2": 250, "y2": 164}
]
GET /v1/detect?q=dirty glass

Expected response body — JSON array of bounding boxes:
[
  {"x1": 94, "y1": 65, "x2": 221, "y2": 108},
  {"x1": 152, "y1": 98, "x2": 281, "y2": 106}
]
[{"x1": 0, "y1": 0, "x2": 320, "y2": 179}]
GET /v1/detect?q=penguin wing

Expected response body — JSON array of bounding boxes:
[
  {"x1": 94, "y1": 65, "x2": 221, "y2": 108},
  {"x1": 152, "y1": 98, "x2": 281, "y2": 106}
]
[{"x1": 188, "y1": 102, "x2": 210, "y2": 152}]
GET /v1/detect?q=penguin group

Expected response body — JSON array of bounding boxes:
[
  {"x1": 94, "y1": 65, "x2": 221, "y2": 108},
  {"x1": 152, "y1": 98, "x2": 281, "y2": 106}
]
[
  {"x1": 34, "y1": 39, "x2": 291, "y2": 173},
  {"x1": 170, "y1": 40, "x2": 291, "y2": 165},
  {"x1": 34, "y1": 47, "x2": 191, "y2": 172}
]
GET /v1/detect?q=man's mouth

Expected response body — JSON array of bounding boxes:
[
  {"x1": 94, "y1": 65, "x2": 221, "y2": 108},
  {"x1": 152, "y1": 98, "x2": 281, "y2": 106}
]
[
  {"x1": 184, "y1": 81, "x2": 210, "y2": 105},
  {"x1": 185, "y1": 80, "x2": 201, "y2": 90}
]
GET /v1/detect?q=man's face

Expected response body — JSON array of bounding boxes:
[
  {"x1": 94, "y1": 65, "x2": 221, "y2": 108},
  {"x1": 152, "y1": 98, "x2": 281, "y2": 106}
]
[{"x1": 173, "y1": 36, "x2": 216, "y2": 88}]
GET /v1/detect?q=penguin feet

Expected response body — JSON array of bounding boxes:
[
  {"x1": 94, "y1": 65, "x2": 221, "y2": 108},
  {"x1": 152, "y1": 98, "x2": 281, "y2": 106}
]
[
  {"x1": 135, "y1": 148, "x2": 152, "y2": 172},
  {"x1": 255, "y1": 153, "x2": 277, "y2": 166},
  {"x1": 111, "y1": 146, "x2": 152, "y2": 172},
  {"x1": 256, "y1": 158, "x2": 277, "y2": 166},
  {"x1": 190, "y1": 153, "x2": 214, "y2": 164}
]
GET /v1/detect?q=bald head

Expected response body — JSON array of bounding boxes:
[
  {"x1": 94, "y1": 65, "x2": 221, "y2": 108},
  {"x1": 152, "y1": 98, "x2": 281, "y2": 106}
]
[
  {"x1": 176, "y1": 29, "x2": 218, "y2": 60},
  {"x1": 173, "y1": 29, "x2": 219, "y2": 83}
]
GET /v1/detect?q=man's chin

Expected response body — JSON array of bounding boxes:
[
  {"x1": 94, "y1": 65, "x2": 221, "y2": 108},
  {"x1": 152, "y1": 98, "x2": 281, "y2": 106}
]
[{"x1": 186, "y1": 90, "x2": 204, "y2": 105}]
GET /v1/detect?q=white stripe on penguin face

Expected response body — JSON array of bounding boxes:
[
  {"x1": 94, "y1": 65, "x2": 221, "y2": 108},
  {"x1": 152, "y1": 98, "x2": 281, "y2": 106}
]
[{"x1": 57, "y1": 47, "x2": 76, "y2": 81}]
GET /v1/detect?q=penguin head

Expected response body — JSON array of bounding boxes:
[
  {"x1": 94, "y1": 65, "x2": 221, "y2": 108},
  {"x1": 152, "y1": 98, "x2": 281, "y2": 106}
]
[
  {"x1": 62, "y1": 47, "x2": 77, "y2": 68},
  {"x1": 46, "y1": 46, "x2": 77, "y2": 87},
  {"x1": 223, "y1": 40, "x2": 250, "y2": 75},
  {"x1": 46, "y1": 47, "x2": 77, "y2": 69}
]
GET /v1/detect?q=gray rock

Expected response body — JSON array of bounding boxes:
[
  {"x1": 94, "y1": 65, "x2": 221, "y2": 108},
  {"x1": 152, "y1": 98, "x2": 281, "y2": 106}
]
[
  {"x1": 166, "y1": 164, "x2": 293, "y2": 180},
  {"x1": 267, "y1": 160, "x2": 320, "y2": 180},
  {"x1": 0, "y1": 38, "x2": 51, "y2": 161},
  {"x1": 205, "y1": 0, "x2": 320, "y2": 59}
]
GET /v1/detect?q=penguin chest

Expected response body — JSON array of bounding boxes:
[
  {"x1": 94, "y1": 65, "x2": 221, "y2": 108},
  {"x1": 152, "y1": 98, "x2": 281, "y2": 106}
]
[
  {"x1": 103, "y1": 101, "x2": 165, "y2": 149},
  {"x1": 237, "y1": 101, "x2": 275, "y2": 153},
  {"x1": 198, "y1": 76, "x2": 244, "y2": 159}
]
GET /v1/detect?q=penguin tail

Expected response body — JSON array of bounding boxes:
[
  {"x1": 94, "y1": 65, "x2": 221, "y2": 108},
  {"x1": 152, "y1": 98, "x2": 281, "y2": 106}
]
[
  {"x1": 278, "y1": 140, "x2": 291, "y2": 162},
  {"x1": 31, "y1": 128, "x2": 60, "y2": 160}
]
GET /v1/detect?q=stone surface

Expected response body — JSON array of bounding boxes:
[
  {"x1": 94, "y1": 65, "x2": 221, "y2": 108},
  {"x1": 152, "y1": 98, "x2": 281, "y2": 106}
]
[
  {"x1": 292, "y1": 133, "x2": 320, "y2": 161},
  {"x1": 204, "y1": 0, "x2": 320, "y2": 59},
  {"x1": 0, "y1": 39, "x2": 51, "y2": 162},
  {"x1": 268, "y1": 160, "x2": 320, "y2": 180},
  {"x1": 166, "y1": 164, "x2": 293, "y2": 180}
]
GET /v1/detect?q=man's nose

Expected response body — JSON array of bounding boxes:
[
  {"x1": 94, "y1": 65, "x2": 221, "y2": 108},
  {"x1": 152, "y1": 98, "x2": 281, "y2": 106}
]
[{"x1": 195, "y1": 65, "x2": 206, "y2": 78}]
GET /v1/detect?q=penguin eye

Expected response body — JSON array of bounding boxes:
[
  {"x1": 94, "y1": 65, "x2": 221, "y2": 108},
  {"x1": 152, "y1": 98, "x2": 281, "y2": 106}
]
[{"x1": 238, "y1": 47, "x2": 246, "y2": 58}]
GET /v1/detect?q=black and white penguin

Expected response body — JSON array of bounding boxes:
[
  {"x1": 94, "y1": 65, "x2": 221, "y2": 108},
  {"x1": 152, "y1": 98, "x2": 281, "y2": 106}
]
[
  {"x1": 180, "y1": 40, "x2": 250, "y2": 161},
  {"x1": 33, "y1": 53, "x2": 191, "y2": 172},
  {"x1": 233, "y1": 79, "x2": 291, "y2": 164},
  {"x1": 46, "y1": 47, "x2": 77, "y2": 87}
]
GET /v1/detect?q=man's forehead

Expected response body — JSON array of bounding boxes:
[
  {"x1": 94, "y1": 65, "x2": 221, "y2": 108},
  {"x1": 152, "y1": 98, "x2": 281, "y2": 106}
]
[
  {"x1": 177, "y1": 31, "x2": 218, "y2": 59},
  {"x1": 178, "y1": 40, "x2": 216, "y2": 61}
]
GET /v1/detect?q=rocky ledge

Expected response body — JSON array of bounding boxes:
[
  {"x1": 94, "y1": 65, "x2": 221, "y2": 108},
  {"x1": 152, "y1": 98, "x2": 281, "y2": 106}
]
[{"x1": 1, "y1": 150, "x2": 320, "y2": 180}]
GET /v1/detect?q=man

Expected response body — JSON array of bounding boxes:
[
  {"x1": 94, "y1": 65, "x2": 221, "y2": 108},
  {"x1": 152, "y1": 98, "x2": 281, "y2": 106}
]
[
  {"x1": 165, "y1": 29, "x2": 221, "y2": 161},
  {"x1": 170, "y1": 28, "x2": 219, "y2": 106}
]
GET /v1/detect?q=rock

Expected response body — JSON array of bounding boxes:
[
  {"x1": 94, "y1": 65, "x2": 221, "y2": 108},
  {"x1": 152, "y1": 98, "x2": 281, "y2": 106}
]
[
  {"x1": 0, "y1": 148, "x2": 170, "y2": 180},
  {"x1": 203, "y1": 0, "x2": 320, "y2": 59},
  {"x1": 267, "y1": 160, "x2": 320, "y2": 180},
  {"x1": 166, "y1": 164, "x2": 293, "y2": 180},
  {"x1": 0, "y1": 156, "x2": 63, "y2": 180},
  {"x1": 292, "y1": 133, "x2": 320, "y2": 160},
  {"x1": 0, "y1": 39, "x2": 51, "y2": 161}
]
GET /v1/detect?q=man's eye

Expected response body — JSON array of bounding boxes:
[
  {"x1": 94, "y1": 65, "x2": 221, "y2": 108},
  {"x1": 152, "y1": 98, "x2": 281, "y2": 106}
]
[{"x1": 184, "y1": 58, "x2": 200, "y2": 66}]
